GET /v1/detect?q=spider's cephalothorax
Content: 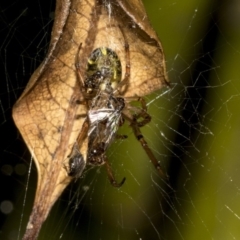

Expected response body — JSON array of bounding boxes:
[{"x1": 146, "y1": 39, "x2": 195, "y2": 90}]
[{"x1": 84, "y1": 47, "x2": 122, "y2": 97}]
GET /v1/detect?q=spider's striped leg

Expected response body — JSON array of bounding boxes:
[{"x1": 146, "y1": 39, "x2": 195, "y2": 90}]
[
  {"x1": 130, "y1": 120, "x2": 167, "y2": 179},
  {"x1": 125, "y1": 97, "x2": 151, "y2": 127},
  {"x1": 122, "y1": 95, "x2": 167, "y2": 178},
  {"x1": 104, "y1": 158, "x2": 126, "y2": 187},
  {"x1": 75, "y1": 43, "x2": 86, "y2": 88}
]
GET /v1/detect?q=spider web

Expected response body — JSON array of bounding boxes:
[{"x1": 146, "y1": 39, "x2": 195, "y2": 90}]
[{"x1": 1, "y1": 0, "x2": 240, "y2": 239}]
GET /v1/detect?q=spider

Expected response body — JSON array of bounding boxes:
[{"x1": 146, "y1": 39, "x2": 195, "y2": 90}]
[{"x1": 67, "y1": 42, "x2": 166, "y2": 187}]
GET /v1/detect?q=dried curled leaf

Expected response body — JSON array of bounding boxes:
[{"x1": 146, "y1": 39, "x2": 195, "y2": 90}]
[{"x1": 12, "y1": 0, "x2": 168, "y2": 239}]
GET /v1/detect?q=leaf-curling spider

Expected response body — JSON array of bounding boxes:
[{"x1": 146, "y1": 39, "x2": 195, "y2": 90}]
[{"x1": 67, "y1": 42, "x2": 166, "y2": 187}]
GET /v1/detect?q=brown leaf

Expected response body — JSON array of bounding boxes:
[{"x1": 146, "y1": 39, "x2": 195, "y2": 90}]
[{"x1": 12, "y1": 0, "x2": 168, "y2": 239}]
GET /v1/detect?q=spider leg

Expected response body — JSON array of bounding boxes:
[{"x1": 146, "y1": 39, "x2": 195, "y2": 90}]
[
  {"x1": 76, "y1": 118, "x2": 89, "y2": 145},
  {"x1": 125, "y1": 97, "x2": 151, "y2": 127},
  {"x1": 75, "y1": 43, "x2": 86, "y2": 90},
  {"x1": 104, "y1": 157, "x2": 126, "y2": 187},
  {"x1": 130, "y1": 119, "x2": 167, "y2": 179},
  {"x1": 116, "y1": 25, "x2": 131, "y2": 95},
  {"x1": 122, "y1": 40, "x2": 130, "y2": 82},
  {"x1": 116, "y1": 134, "x2": 128, "y2": 140},
  {"x1": 133, "y1": 97, "x2": 151, "y2": 127},
  {"x1": 123, "y1": 96, "x2": 167, "y2": 179}
]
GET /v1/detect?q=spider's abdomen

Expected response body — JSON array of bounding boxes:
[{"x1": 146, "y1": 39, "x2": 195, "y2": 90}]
[{"x1": 85, "y1": 47, "x2": 122, "y2": 94}]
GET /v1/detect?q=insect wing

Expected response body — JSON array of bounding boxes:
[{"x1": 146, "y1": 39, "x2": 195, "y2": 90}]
[
  {"x1": 88, "y1": 107, "x2": 122, "y2": 149},
  {"x1": 88, "y1": 108, "x2": 115, "y2": 134}
]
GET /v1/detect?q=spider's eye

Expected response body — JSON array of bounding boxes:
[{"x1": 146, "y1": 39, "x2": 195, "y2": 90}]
[{"x1": 86, "y1": 47, "x2": 122, "y2": 93}]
